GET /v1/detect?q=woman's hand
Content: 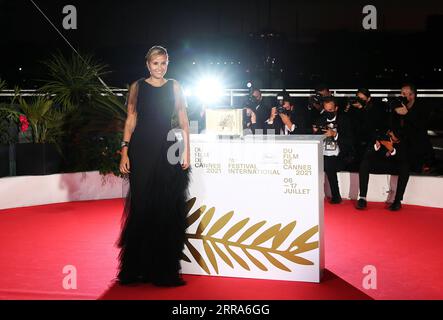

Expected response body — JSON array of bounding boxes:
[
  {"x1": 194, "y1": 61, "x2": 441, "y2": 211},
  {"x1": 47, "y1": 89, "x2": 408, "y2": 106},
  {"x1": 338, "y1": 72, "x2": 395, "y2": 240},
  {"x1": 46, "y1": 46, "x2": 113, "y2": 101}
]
[
  {"x1": 181, "y1": 150, "x2": 190, "y2": 170},
  {"x1": 119, "y1": 153, "x2": 130, "y2": 174}
]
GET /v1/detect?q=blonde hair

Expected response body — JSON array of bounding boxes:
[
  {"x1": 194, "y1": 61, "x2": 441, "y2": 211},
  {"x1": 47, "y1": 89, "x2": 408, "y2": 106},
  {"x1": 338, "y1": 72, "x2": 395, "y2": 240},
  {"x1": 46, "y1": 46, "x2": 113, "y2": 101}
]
[{"x1": 145, "y1": 45, "x2": 168, "y2": 63}]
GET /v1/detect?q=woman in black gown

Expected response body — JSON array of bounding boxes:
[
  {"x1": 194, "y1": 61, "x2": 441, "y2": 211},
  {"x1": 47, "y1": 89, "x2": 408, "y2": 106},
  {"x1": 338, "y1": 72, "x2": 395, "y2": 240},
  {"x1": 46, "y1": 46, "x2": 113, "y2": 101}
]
[{"x1": 117, "y1": 46, "x2": 190, "y2": 286}]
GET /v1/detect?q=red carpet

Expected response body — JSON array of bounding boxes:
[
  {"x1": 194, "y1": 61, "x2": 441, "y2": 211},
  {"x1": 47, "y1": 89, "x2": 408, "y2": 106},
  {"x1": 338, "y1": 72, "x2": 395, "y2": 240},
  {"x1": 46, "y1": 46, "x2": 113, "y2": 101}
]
[
  {"x1": 0, "y1": 198, "x2": 441, "y2": 300},
  {"x1": 325, "y1": 200, "x2": 443, "y2": 300}
]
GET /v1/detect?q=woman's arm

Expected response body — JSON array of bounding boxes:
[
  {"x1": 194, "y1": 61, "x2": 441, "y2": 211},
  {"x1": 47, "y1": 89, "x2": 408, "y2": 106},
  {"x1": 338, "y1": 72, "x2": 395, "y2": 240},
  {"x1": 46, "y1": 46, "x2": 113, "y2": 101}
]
[
  {"x1": 173, "y1": 80, "x2": 190, "y2": 170},
  {"x1": 119, "y1": 82, "x2": 138, "y2": 174}
]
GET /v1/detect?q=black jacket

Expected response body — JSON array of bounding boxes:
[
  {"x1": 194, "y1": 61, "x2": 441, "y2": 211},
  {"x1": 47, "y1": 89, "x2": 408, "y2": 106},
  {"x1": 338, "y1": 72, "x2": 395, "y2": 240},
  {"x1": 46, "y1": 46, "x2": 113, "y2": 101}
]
[
  {"x1": 346, "y1": 99, "x2": 387, "y2": 146},
  {"x1": 246, "y1": 96, "x2": 275, "y2": 132},
  {"x1": 390, "y1": 100, "x2": 434, "y2": 169}
]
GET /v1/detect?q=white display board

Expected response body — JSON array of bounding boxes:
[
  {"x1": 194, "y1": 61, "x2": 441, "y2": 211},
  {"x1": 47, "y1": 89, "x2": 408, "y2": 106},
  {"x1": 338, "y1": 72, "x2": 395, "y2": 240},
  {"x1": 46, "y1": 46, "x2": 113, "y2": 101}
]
[{"x1": 182, "y1": 134, "x2": 325, "y2": 283}]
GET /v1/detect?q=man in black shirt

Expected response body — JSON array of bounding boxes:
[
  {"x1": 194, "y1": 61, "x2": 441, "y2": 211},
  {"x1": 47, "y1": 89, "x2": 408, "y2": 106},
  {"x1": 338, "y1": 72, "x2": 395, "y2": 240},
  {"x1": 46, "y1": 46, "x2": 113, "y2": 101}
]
[
  {"x1": 243, "y1": 88, "x2": 275, "y2": 133},
  {"x1": 307, "y1": 84, "x2": 332, "y2": 125},
  {"x1": 264, "y1": 93, "x2": 312, "y2": 135},
  {"x1": 344, "y1": 88, "x2": 386, "y2": 170},
  {"x1": 397, "y1": 83, "x2": 434, "y2": 173},
  {"x1": 314, "y1": 97, "x2": 353, "y2": 204}
]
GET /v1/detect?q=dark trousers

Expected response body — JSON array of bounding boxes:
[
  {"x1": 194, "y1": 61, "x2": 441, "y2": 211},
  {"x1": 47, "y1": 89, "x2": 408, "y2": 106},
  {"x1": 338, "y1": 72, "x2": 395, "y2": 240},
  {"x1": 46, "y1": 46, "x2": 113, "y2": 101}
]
[
  {"x1": 408, "y1": 134, "x2": 435, "y2": 171},
  {"x1": 359, "y1": 150, "x2": 410, "y2": 202},
  {"x1": 324, "y1": 155, "x2": 341, "y2": 199}
]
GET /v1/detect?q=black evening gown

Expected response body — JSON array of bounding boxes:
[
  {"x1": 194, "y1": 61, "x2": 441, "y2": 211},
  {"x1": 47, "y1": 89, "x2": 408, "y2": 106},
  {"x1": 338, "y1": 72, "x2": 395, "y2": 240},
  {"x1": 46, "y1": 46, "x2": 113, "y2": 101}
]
[{"x1": 117, "y1": 78, "x2": 190, "y2": 285}]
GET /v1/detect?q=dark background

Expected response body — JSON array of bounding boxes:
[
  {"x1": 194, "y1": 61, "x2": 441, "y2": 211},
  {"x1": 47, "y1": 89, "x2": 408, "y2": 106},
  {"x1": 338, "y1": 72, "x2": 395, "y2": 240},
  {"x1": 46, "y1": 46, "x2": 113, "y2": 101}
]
[{"x1": 1, "y1": 0, "x2": 443, "y2": 89}]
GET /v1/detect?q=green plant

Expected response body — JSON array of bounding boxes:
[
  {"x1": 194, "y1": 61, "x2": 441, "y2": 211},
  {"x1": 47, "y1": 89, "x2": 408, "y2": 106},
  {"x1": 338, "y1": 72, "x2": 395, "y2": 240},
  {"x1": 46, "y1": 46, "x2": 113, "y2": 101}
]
[
  {"x1": 0, "y1": 110, "x2": 19, "y2": 144},
  {"x1": 0, "y1": 78, "x2": 6, "y2": 91},
  {"x1": 68, "y1": 132, "x2": 124, "y2": 177},
  {"x1": 39, "y1": 52, "x2": 127, "y2": 176},
  {"x1": 18, "y1": 95, "x2": 66, "y2": 144},
  {"x1": 39, "y1": 52, "x2": 110, "y2": 111},
  {"x1": 0, "y1": 82, "x2": 23, "y2": 144},
  {"x1": 65, "y1": 94, "x2": 127, "y2": 177}
]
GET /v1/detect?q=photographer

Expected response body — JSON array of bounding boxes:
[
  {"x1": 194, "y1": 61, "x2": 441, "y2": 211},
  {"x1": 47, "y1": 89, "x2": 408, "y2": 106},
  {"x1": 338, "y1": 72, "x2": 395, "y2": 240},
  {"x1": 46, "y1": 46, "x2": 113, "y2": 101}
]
[
  {"x1": 307, "y1": 85, "x2": 332, "y2": 124},
  {"x1": 265, "y1": 93, "x2": 312, "y2": 135},
  {"x1": 243, "y1": 88, "x2": 275, "y2": 134},
  {"x1": 314, "y1": 97, "x2": 353, "y2": 204},
  {"x1": 356, "y1": 128, "x2": 410, "y2": 211},
  {"x1": 396, "y1": 83, "x2": 434, "y2": 173},
  {"x1": 344, "y1": 88, "x2": 386, "y2": 170}
]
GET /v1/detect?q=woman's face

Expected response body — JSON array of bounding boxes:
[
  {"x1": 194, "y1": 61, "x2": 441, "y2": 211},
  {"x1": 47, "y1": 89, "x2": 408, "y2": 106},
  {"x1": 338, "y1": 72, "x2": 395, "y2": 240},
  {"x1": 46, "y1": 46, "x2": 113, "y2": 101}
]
[{"x1": 147, "y1": 54, "x2": 168, "y2": 79}]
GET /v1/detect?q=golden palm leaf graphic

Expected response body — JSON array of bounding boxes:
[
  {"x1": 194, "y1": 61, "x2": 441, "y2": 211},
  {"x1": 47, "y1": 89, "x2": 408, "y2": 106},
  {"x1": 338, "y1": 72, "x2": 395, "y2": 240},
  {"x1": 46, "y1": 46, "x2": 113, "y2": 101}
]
[{"x1": 182, "y1": 197, "x2": 319, "y2": 275}]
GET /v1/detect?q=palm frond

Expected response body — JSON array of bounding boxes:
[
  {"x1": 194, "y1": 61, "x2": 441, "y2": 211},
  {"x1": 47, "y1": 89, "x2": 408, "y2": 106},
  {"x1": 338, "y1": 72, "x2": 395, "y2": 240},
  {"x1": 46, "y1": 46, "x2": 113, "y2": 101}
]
[
  {"x1": 39, "y1": 52, "x2": 111, "y2": 110},
  {"x1": 0, "y1": 78, "x2": 6, "y2": 92}
]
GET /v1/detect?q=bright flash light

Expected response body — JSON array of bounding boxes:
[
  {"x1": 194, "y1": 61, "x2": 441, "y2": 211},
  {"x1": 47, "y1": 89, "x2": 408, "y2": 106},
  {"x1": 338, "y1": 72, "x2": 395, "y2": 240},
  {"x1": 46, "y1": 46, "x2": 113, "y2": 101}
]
[
  {"x1": 183, "y1": 87, "x2": 192, "y2": 97},
  {"x1": 195, "y1": 77, "x2": 224, "y2": 103},
  {"x1": 246, "y1": 81, "x2": 252, "y2": 88}
]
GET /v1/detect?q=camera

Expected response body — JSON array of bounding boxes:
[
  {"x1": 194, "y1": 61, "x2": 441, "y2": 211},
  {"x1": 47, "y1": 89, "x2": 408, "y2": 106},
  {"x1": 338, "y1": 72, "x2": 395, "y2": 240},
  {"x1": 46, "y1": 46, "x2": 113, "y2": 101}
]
[
  {"x1": 307, "y1": 93, "x2": 325, "y2": 111},
  {"x1": 310, "y1": 93, "x2": 323, "y2": 105},
  {"x1": 383, "y1": 96, "x2": 408, "y2": 112},
  {"x1": 276, "y1": 92, "x2": 292, "y2": 115},
  {"x1": 276, "y1": 105, "x2": 285, "y2": 114},
  {"x1": 313, "y1": 121, "x2": 337, "y2": 132},
  {"x1": 276, "y1": 104, "x2": 291, "y2": 115},
  {"x1": 347, "y1": 96, "x2": 367, "y2": 108}
]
